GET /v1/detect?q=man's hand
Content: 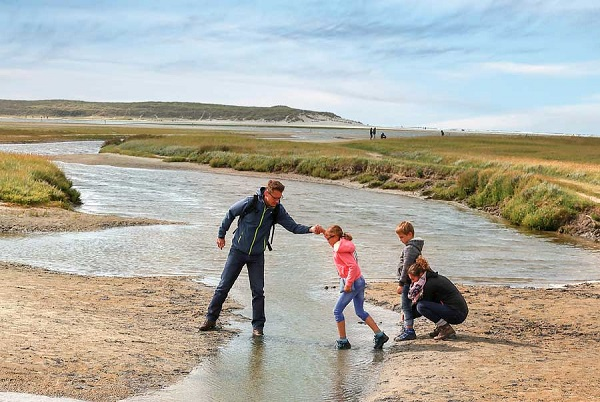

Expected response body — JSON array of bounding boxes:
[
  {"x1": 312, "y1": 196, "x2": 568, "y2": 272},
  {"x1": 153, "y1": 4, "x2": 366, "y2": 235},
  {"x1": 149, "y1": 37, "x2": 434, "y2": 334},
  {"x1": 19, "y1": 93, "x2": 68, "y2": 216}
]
[
  {"x1": 344, "y1": 284, "x2": 352, "y2": 293},
  {"x1": 216, "y1": 237, "x2": 225, "y2": 249},
  {"x1": 310, "y1": 224, "x2": 325, "y2": 235},
  {"x1": 396, "y1": 285, "x2": 403, "y2": 294}
]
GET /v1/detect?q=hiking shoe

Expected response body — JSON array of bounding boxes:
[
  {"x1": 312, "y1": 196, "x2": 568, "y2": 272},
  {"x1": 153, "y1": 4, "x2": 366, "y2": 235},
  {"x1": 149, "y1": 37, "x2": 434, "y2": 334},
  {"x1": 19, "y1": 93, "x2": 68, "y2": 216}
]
[
  {"x1": 252, "y1": 328, "x2": 264, "y2": 337},
  {"x1": 199, "y1": 319, "x2": 217, "y2": 331},
  {"x1": 373, "y1": 332, "x2": 389, "y2": 349},
  {"x1": 428, "y1": 327, "x2": 441, "y2": 338},
  {"x1": 434, "y1": 324, "x2": 456, "y2": 340},
  {"x1": 394, "y1": 329, "x2": 416, "y2": 342},
  {"x1": 335, "y1": 339, "x2": 351, "y2": 350}
]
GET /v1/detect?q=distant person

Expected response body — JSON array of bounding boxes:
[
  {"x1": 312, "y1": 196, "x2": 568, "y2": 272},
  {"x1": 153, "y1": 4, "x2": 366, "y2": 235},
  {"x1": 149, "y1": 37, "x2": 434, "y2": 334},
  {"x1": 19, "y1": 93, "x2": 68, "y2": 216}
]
[
  {"x1": 380, "y1": 132, "x2": 386, "y2": 139},
  {"x1": 199, "y1": 180, "x2": 324, "y2": 337},
  {"x1": 323, "y1": 225, "x2": 389, "y2": 350},
  {"x1": 373, "y1": 127, "x2": 377, "y2": 138},
  {"x1": 369, "y1": 127, "x2": 374, "y2": 139},
  {"x1": 441, "y1": 130, "x2": 444, "y2": 136},
  {"x1": 407, "y1": 256, "x2": 468, "y2": 340},
  {"x1": 394, "y1": 221, "x2": 424, "y2": 342}
]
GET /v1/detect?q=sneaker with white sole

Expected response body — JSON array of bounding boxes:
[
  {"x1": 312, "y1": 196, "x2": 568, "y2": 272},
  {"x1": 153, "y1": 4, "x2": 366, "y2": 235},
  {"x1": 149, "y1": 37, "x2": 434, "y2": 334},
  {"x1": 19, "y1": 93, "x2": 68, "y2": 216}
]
[{"x1": 394, "y1": 329, "x2": 416, "y2": 341}]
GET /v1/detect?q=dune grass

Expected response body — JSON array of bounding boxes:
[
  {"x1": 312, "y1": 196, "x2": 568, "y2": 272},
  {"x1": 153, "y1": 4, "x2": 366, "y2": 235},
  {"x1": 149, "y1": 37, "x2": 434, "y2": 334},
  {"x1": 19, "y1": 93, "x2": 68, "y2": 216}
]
[
  {"x1": 102, "y1": 133, "x2": 600, "y2": 232},
  {"x1": 0, "y1": 152, "x2": 81, "y2": 207}
]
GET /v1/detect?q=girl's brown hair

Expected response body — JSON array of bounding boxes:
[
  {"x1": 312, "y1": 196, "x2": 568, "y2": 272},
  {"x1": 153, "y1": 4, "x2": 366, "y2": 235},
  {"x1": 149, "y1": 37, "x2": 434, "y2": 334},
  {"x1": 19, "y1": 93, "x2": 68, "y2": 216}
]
[
  {"x1": 408, "y1": 255, "x2": 433, "y2": 277},
  {"x1": 326, "y1": 225, "x2": 353, "y2": 241}
]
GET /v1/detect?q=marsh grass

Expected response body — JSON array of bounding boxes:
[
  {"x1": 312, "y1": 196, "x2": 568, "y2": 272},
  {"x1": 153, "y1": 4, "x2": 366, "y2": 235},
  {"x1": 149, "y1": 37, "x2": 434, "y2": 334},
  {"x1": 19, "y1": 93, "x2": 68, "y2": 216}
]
[
  {"x1": 102, "y1": 133, "x2": 600, "y2": 231},
  {"x1": 0, "y1": 152, "x2": 81, "y2": 207}
]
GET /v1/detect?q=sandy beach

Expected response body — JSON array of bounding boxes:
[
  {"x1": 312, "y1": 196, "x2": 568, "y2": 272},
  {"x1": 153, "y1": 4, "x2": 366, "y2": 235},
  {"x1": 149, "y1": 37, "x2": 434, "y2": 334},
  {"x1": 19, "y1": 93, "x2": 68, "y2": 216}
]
[{"x1": 1, "y1": 153, "x2": 599, "y2": 401}]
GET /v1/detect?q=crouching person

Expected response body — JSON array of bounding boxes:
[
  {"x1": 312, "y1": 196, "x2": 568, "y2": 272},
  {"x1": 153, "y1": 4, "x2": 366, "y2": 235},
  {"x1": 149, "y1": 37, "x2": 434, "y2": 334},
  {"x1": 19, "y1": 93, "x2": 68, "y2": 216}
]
[{"x1": 408, "y1": 256, "x2": 468, "y2": 340}]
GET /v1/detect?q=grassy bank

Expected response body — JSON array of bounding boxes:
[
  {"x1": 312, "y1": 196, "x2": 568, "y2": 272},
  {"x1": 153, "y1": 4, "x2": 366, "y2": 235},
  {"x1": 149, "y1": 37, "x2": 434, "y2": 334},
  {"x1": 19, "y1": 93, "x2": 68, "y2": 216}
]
[
  {"x1": 101, "y1": 133, "x2": 600, "y2": 234},
  {"x1": 0, "y1": 152, "x2": 80, "y2": 208}
]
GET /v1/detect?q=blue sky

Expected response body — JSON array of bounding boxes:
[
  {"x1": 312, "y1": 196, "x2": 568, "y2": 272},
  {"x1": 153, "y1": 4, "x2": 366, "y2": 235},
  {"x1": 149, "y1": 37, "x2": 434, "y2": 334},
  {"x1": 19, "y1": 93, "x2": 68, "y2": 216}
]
[{"x1": 1, "y1": 1, "x2": 600, "y2": 135}]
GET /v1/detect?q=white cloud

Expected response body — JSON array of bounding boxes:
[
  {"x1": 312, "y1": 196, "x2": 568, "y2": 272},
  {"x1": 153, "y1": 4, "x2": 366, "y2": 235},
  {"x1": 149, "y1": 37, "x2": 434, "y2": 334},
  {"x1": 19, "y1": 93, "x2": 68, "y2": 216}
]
[
  {"x1": 428, "y1": 103, "x2": 600, "y2": 135},
  {"x1": 481, "y1": 61, "x2": 600, "y2": 77}
]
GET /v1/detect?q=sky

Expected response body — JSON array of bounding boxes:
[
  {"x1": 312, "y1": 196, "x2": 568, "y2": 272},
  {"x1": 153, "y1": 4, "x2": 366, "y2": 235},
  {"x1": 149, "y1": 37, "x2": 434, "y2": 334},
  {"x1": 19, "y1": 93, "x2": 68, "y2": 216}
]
[{"x1": 1, "y1": 0, "x2": 600, "y2": 135}]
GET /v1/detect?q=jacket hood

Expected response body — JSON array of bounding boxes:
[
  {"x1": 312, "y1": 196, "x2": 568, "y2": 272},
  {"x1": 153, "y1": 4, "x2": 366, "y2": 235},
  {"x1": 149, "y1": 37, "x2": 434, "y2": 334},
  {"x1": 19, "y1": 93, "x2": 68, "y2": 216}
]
[{"x1": 407, "y1": 238, "x2": 424, "y2": 252}]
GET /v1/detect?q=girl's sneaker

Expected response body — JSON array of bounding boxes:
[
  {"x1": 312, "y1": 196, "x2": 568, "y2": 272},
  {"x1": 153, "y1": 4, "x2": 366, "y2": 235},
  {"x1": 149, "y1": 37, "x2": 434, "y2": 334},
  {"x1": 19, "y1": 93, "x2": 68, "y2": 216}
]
[
  {"x1": 394, "y1": 329, "x2": 416, "y2": 341},
  {"x1": 373, "y1": 332, "x2": 389, "y2": 349},
  {"x1": 336, "y1": 339, "x2": 351, "y2": 350}
]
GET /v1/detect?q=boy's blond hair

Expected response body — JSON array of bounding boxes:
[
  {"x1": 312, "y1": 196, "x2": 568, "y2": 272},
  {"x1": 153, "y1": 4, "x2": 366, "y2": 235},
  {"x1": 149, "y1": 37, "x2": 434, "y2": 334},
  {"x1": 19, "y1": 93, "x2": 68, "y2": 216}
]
[{"x1": 395, "y1": 221, "x2": 414, "y2": 236}]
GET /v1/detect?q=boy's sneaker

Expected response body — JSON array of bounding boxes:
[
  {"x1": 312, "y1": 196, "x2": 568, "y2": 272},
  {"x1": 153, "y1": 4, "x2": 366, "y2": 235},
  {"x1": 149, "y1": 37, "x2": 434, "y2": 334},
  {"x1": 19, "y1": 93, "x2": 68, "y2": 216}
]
[
  {"x1": 335, "y1": 339, "x2": 351, "y2": 350},
  {"x1": 394, "y1": 329, "x2": 416, "y2": 341},
  {"x1": 373, "y1": 332, "x2": 389, "y2": 349}
]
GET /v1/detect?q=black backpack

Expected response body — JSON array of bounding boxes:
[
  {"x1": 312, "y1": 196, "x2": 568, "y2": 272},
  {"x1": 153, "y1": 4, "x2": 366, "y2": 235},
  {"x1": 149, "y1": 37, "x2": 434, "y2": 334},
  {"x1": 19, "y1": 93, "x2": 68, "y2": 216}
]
[{"x1": 238, "y1": 194, "x2": 280, "y2": 251}]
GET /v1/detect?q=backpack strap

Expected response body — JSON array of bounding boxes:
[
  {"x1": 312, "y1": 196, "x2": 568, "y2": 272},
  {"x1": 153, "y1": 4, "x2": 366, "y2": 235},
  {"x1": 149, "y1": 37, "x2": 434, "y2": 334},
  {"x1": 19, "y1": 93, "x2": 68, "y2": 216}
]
[
  {"x1": 239, "y1": 194, "x2": 259, "y2": 222},
  {"x1": 266, "y1": 204, "x2": 280, "y2": 251}
]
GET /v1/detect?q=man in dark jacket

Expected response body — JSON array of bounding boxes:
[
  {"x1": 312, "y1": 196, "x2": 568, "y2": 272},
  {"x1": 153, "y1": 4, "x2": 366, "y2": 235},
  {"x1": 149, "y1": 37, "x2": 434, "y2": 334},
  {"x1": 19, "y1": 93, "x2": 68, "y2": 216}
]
[{"x1": 199, "y1": 180, "x2": 324, "y2": 336}]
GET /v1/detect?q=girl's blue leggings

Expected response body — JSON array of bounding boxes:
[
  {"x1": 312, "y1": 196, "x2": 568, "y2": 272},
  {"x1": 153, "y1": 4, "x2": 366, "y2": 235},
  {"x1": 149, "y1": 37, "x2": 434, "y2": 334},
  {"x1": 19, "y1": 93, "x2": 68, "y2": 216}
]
[{"x1": 333, "y1": 276, "x2": 370, "y2": 323}]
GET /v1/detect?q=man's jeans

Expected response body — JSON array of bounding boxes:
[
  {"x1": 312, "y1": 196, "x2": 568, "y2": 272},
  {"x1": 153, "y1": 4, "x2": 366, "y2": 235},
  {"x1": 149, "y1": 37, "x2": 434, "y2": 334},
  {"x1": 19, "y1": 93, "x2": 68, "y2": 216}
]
[
  {"x1": 206, "y1": 248, "x2": 266, "y2": 329},
  {"x1": 413, "y1": 300, "x2": 467, "y2": 325}
]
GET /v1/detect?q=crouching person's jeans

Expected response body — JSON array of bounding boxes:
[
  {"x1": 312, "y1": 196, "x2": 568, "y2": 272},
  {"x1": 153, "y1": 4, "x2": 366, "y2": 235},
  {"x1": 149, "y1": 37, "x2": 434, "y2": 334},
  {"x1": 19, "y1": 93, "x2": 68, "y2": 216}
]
[{"x1": 413, "y1": 300, "x2": 467, "y2": 325}]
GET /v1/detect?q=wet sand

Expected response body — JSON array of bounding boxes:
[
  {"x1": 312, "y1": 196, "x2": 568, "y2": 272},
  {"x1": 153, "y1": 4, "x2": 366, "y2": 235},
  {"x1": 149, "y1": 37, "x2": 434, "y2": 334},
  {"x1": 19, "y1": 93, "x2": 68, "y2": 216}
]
[
  {"x1": 365, "y1": 282, "x2": 600, "y2": 401},
  {"x1": 0, "y1": 262, "x2": 240, "y2": 401}
]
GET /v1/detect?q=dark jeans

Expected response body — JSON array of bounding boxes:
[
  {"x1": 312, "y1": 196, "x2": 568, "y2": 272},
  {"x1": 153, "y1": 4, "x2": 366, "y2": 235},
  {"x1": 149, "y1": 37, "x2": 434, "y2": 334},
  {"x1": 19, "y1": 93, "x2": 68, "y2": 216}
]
[
  {"x1": 413, "y1": 300, "x2": 467, "y2": 325},
  {"x1": 206, "y1": 248, "x2": 266, "y2": 329},
  {"x1": 401, "y1": 283, "x2": 414, "y2": 328}
]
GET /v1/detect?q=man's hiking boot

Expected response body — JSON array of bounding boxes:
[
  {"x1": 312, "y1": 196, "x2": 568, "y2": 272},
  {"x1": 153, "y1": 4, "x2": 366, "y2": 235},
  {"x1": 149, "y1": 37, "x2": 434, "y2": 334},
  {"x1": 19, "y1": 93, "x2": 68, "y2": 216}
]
[
  {"x1": 199, "y1": 319, "x2": 217, "y2": 331},
  {"x1": 433, "y1": 323, "x2": 456, "y2": 340},
  {"x1": 373, "y1": 332, "x2": 389, "y2": 349},
  {"x1": 394, "y1": 329, "x2": 416, "y2": 342},
  {"x1": 252, "y1": 328, "x2": 264, "y2": 337},
  {"x1": 336, "y1": 339, "x2": 351, "y2": 350}
]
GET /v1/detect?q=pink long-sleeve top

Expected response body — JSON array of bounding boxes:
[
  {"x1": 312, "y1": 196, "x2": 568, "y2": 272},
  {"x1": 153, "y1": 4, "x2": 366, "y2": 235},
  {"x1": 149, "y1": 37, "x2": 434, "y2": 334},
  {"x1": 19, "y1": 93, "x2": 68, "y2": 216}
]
[{"x1": 332, "y1": 238, "x2": 362, "y2": 287}]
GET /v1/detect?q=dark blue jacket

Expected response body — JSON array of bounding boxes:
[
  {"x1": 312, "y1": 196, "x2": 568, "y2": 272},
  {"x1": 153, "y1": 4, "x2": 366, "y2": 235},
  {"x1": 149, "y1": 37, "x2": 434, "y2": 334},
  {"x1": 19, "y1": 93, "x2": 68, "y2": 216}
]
[{"x1": 218, "y1": 187, "x2": 312, "y2": 255}]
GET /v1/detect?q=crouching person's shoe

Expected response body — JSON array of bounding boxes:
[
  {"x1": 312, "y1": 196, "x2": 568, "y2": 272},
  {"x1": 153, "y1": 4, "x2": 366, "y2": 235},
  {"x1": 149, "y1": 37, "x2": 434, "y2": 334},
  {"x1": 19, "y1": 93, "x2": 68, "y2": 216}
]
[
  {"x1": 199, "y1": 319, "x2": 217, "y2": 331},
  {"x1": 433, "y1": 323, "x2": 456, "y2": 340},
  {"x1": 428, "y1": 326, "x2": 440, "y2": 338}
]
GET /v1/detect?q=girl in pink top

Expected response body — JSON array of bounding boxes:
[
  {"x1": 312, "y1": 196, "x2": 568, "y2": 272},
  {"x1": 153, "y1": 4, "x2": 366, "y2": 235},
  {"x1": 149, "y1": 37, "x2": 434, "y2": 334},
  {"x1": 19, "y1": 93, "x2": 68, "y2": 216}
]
[{"x1": 324, "y1": 225, "x2": 389, "y2": 350}]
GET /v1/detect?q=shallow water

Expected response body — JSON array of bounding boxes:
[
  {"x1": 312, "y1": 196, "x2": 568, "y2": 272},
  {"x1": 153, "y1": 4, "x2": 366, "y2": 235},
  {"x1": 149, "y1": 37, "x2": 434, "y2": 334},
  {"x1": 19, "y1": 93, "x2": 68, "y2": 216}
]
[{"x1": 1, "y1": 140, "x2": 599, "y2": 401}]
